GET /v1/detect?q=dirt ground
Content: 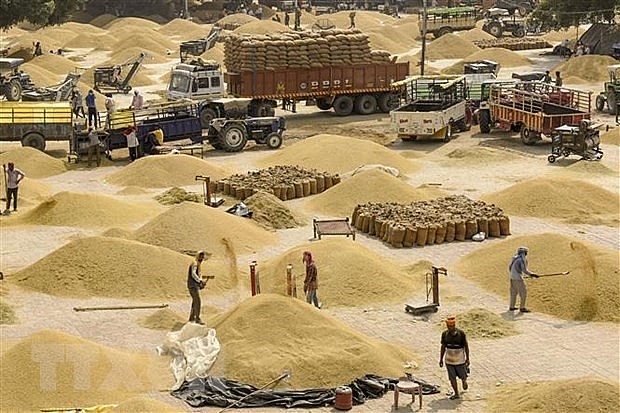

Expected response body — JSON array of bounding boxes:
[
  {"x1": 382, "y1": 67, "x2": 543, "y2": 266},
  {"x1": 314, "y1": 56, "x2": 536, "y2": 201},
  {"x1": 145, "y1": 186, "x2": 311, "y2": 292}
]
[{"x1": 1, "y1": 22, "x2": 619, "y2": 412}]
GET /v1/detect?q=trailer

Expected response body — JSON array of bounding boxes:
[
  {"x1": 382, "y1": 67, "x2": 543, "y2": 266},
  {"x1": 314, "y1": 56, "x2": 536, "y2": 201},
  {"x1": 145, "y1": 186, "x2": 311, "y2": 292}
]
[
  {"x1": 0, "y1": 101, "x2": 73, "y2": 150},
  {"x1": 477, "y1": 82, "x2": 592, "y2": 145},
  {"x1": 420, "y1": 6, "x2": 479, "y2": 38}
]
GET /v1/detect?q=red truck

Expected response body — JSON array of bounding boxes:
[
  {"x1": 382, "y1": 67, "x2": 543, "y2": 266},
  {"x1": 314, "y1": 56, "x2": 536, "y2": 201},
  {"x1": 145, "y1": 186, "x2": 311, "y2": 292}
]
[{"x1": 477, "y1": 82, "x2": 592, "y2": 145}]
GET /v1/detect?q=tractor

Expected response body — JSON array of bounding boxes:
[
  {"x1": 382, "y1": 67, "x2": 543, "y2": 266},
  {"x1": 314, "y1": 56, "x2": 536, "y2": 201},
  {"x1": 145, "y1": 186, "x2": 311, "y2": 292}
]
[
  {"x1": 595, "y1": 64, "x2": 620, "y2": 116},
  {"x1": 0, "y1": 58, "x2": 34, "y2": 101},
  {"x1": 482, "y1": 8, "x2": 526, "y2": 38}
]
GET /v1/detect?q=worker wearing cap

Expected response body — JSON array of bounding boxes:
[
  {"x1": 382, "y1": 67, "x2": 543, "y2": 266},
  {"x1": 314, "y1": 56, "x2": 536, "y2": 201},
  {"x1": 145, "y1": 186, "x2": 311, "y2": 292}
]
[
  {"x1": 439, "y1": 316, "x2": 469, "y2": 400},
  {"x1": 187, "y1": 251, "x2": 209, "y2": 325},
  {"x1": 303, "y1": 251, "x2": 320, "y2": 309},
  {"x1": 509, "y1": 246, "x2": 538, "y2": 313}
]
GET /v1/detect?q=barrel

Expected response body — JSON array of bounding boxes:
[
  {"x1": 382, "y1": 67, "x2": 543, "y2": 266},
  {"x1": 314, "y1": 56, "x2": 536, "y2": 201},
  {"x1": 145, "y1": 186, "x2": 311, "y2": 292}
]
[{"x1": 334, "y1": 386, "x2": 353, "y2": 410}]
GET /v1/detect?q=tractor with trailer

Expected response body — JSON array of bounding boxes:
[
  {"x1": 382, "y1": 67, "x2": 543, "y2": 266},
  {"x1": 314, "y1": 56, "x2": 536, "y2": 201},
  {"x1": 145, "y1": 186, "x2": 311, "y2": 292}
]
[
  {"x1": 390, "y1": 75, "x2": 472, "y2": 143},
  {"x1": 420, "y1": 6, "x2": 480, "y2": 38},
  {"x1": 595, "y1": 64, "x2": 619, "y2": 116},
  {"x1": 477, "y1": 82, "x2": 592, "y2": 145},
  {"x1": 94, "y1": 53, "x2": 147, "y2": 94},
  {"x1": 482, "y1": 9, "x2": 526, "y2": 38},
  {"x1": 0, "y1": 58, "x2": 35, "y2": 101}
]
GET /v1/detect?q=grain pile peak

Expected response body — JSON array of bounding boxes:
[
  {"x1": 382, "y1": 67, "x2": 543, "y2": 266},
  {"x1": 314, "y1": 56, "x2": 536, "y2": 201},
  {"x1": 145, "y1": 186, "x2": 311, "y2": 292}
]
[
  {"x1": 89, "y1": 13, "x2": 119, "y2": 28},
  {"x1": 0, "y1": 284, "x2": 17, "y2": 324},
  {"x1": 106, "y1": 154, "x2": 230, "y2": 188},
  {"x1": 209, "y1": 293, "x2": 417, "y2": 388},
  {"x1": 455, "y1": 233, "x2": 619, "y2": 322},
  {"x1": 328, "y1": 10, "x2": 396, "y2": 31},
  {"x1": 445, "y1": 146, "x2": 520, "y2": 164},
  {"x1": 9, "y1": 191, "x2": 153, "y2": 227},
  {"x1": 442, "y1": 308, "x2": 518, "y2": 339},
  {"x1": 244, "y1": 191, "x2": 305, "y2": 229},
  {"x1": 111, "y1": 31, "x2": 177, "y2": 55},
  {"x1": 137, "y1": 308, "x2": 186, "y2": 331},
  {"x1": 103, "y1": 16, "x2": 162, "y2": 31},
  {"x1": 26, "y1": 54, "x2": 80, "y2": 75},
  {"x1": 109, "y1": 396, "x2": 178, "y2": 412},
  {"x1": 305, "y1": 169, "x2": 445, "y2": 217},
  {"x1": 216, "y1": 13, "x2": 258, "y2": 27},
  {"x1": 259, "y1": 134, "x2": 418, "y2": 174},
  {"x1": 481, "y1": 176, "x2": 619, "y2": 226},
  {"x1": 158, "y1": 18, "x2": 208, "y2": 35},
  {"x1": 0, "y1": 147, "x2": 66, "y2": 178},
  {"x1": 131, "y1": 202, "x2": 276, "y2": 256},
  {"x1": 259, "y1": 238, "x2": 426, "y2": 307},
  {"x1": 457, "y1": 27, "x2": 495, "y2": 41},
  {"x1": 233, "y1": 20, "x2": 292, "y2": 35},
  {"x1": 0, "y1": 330, "x2": 169, "y2": 411},
  {"x1": 419, "y1": 33, "x2": 480, "y2": 60},
  {"x1": 553, "y1": 55, "x2": 618, "y2": 83},
  {"x1": 443, "y1": 47, "x2": 531, "y2": 74},
  {"x1": 488, "y1": 378, "x2": 620, "y2": 413}
]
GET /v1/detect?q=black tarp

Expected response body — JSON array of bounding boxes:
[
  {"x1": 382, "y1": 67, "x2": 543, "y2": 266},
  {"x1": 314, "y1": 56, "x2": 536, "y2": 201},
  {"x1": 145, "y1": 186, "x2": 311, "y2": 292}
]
[
  {"x1": 172, "y1": 374, "x2": 441, "y2": 409},
  {"x1": 579, "y1": 23, "x2": 620, "y2": 57}
]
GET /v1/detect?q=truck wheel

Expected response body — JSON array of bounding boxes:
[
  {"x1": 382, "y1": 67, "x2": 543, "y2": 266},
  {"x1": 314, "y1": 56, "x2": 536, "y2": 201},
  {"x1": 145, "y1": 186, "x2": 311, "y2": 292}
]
[
  {"x1": 485, "y1": 22, "x2": 503, "y2": 38},
  {"x1": 436, "y1": 27, "x2": 453, "y2": 37},
  {"x1": 478, "y1": 110, "x2": 491, "y2": 133},
  {"x1": 378, "y1": 93, "x2": 399, "y2": 113},
  {"x1": 219, "y1": 123, "x2": 247, "y2": 152},
  {"x1": 22, "y1": 132, "x2": 46, "y2": 151},
  {"x1": 200, "y1": 108, "x2": 217, "y2": 128},
  {"x1": 595, "y1": 94, "x2": 606, "y2": 112},
  {"x1": 520, "y1": 127, "x2": 537, "y2": 145},
  {"x1": 265, "y1": 132, "x2": 283, "y2": 149},
  {"x1": 354, "y1": 94, "x2": 377, "y2": 115},
  {"x1": 333, "y1": 95, "x2": 354, "y2": 116},
  {"x1": 4, "y1": 80, "x2": 22, "y2": 101},
  {"x1": 512, "y1": 27, "x2": 525, "y2": 38},
  {"x1": 316, "y1": 99, "x2": 332, "y2": 110},
  {"x1": 608, "y1": 91, "x2": 618, "y2": 115}
]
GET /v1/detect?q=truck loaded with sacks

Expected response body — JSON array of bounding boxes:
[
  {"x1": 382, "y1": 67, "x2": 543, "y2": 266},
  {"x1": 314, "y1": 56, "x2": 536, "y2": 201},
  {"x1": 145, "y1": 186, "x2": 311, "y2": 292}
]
[{"x1": 166, "y1": 29, "x2": 409, "y2": 123}]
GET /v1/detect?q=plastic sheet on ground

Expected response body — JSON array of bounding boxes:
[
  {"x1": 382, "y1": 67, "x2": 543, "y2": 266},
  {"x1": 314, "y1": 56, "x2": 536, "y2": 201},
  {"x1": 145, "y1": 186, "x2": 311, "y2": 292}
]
[{"x1": 156, "y1": 323, "x2": 220, "y2": 390}]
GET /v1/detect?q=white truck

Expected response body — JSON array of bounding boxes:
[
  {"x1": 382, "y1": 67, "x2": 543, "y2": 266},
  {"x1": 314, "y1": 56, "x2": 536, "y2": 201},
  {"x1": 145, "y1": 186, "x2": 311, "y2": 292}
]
[{"x1": 390, "y1": 75, "x2": 471, "y2": 142}]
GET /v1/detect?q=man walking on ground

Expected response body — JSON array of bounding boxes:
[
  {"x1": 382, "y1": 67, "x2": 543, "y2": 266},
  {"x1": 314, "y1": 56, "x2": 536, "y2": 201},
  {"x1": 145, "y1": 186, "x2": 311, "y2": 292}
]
[
  {"x1": 303, "y1": 250, "x2": 320, "y2": 309},
  {"x1": 3, "y1": 162, "x2": 25, "y2": 213},
  {"x1": 439, "y1": 316, "x2": 469, "y2": 400},
  {"x1": 509, "y1": 246, "x2": 538, "y2": 313},
  {"x1": 85, "y1": 90, "x2": 98, "y2": 128},
  {"x1": 187, "y1": 251, "x2": 212, "y2": 324},
  {"x1": 87, "y1": 127, "x2": 101, "y2": 167},
  {"x1": 348, "y1": 11, "x2": 356, "y2": 29}
]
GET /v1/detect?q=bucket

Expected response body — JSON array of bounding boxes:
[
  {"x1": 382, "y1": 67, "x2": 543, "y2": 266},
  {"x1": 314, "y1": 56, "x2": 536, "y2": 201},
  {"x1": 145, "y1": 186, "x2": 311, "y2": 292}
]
[{"x1": 334, "y1": 386, "x2": 353, "y2": 410}]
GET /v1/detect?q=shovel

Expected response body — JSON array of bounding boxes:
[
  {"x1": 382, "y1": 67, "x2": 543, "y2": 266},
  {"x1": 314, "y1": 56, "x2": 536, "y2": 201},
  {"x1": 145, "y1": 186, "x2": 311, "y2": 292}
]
[{"x1": 532, "y1": 271, "x2": 570, "y2": 278}]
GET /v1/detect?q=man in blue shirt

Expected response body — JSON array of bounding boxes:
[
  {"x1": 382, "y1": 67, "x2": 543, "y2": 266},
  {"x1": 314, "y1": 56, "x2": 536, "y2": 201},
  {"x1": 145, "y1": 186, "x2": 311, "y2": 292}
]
[
  {"x1": 85, "y1": 90, "x2": 98, "y2": 128},
  {"x1": 509, "y1": 246, "x2": 538, "y2": 313}
]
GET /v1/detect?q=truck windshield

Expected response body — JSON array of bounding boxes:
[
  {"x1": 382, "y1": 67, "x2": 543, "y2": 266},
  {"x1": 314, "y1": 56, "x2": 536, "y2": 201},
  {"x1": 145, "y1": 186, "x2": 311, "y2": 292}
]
[{"x1": 169, "y1": 73, "x2": 190, "y2": 93}]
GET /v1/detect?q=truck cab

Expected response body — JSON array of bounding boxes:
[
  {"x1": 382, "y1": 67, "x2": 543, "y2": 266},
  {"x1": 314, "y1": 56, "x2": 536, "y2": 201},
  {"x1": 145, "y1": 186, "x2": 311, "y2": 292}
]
[{"x1": 166, "y1": 61, "x2": 225, "y2": 101}]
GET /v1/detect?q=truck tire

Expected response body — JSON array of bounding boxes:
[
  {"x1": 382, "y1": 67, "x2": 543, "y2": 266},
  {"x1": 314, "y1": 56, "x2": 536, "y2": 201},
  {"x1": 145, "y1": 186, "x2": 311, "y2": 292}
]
[
  {"x1": 4, "y1": 79, "x2": 22, "y2": 101},
  {"x1": 354, "y1": 94, "x2": 377, "y2": 115},
  {"x1": 608, "y1": 91, "x2": 618, "y2": 115},
  {"x1": 435, "y1": 27, "x2": 453, "y2": 37},
  {"x1": 485, "y1": 22, "x2": 503, "y2": 38},
  {"x1": 478, "y1": 110, "x2": 491, "y2": 133},
  {"x1": 595, "y1": 94, "x2": 606, "y2": 112},
  {"x1": 512, "y1": 27, "x2": 525, "y2": 38},
  {"x1": 219, "y1": 123, "x2": 247, "y2": 152},
  {"x1": 200, "y1": 108, "x2": 217, "y2": 128},
  {"x1": 333, "y1": 95, "x2": 354, "y2": 116},
  {"x1": 520, "y1": 127, "x2": 538, "y2": 145},
  {"x1": 265, "y1": 132, "x2": 283, "y2": 149},
  {"x1": 22, "y1": 132, "x2": 46, "y2": 151},
  {"x1": 316, "y1": 98, "x2": 332, "y2": 110},
  {"x1": 378, "y1": 93, "x2": 399, "y2": 113}
]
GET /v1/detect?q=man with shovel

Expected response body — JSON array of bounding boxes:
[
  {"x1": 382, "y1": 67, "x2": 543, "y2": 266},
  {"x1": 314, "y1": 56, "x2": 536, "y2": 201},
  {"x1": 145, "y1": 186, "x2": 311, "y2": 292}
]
[{"x1": 508, "y1": 246, "x2": 538, "y2": 313}]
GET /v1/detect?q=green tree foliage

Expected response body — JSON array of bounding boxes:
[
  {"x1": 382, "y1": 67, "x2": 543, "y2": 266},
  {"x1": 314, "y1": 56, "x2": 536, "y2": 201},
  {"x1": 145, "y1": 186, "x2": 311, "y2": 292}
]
[
  {"x1": 0, "y1": 0, "x2": 85, "y2": 29},
  {"x1": 532, "y1": 0, "x2": 617, "y2": 29}
]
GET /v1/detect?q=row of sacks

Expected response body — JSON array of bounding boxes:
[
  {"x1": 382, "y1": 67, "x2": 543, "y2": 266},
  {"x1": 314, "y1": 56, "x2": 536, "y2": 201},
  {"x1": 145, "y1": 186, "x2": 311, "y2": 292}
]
[
  {"x1": 351, "y1": 196, "x2": 511, "y2": 248},
  {"x1": 473, "y1": 38, "x2": 551, "y2": 50}
]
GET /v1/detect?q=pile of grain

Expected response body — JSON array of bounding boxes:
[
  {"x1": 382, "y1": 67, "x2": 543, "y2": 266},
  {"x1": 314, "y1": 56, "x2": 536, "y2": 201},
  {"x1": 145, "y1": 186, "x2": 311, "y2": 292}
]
[
  {"x1": 353, "y1": 195, "x2": 510, "y2": 248},
  {"x1": 106, "y1": 155, "x2": 230, "y2": 188},
  {"x1": 200, "y1": 43, "x2": 225, "y2": 63},
  {"x1": 260, "y1": 239, "x2": 426, "y2": 307},
  {"x1": 0, "y1": 330, "x2": 169, "y2": 411},
  {"x1": 34, "y1": 27, "x2": 78, "y2": 45},
  {"x1": 109, "y1": 397, "x2": 178, "y2": 412},
  {"x1": 553, "y1": 55, "x2": 618, "y2": 83},
  {"x1": 89, "y1": 14, "x2": 118, "y2": 28},
  {"x1": 305, "y1": 169, "x2": 445, "y2": 217},
  {"x1": 328, "y1": 10, "x2": 395, "y2": 31},
  {"x1": 444, "y1": 147, "x2": 518, "y2": 164},
  {"x1": 366, "y1": 31, "x2": 409, "y2": 54},
  {"x1": 481, "y1": 176, "x2": 619, "y2": 226},
  {"x1": 418, "y1": 33, "x2": 480, "y2": 60},
  {"x1": 458, "y1": 27, "x2": 495, "y2": 41},
  {"x1": 102, "y1": 227, "x2": 133, "y2": 239},
  {"x1": 0, "y1": 147, "x2": 67, "y2": 178},
  {"x1": 543, "y1": 26, "x2": 581, "y2": 42},
  {"x1": 224, "y1": 30, "x2": 391, "y2": 72},
  {"x1": 6, "y1": 177, "x2": 51, "y2": 207},
  {"x1": 111, "y1": 32, "x2": 176, "y2": 56},
  {"x1": 233, "y1": 20, "x2": 291, "y2": 35},
  {"x1": 447, "y1": 308, "x2": 517, "y2": 339},
  {"x1": 260, "y1": 134, "x2": 417, "y2": 174},
  {"x1": 155, "y1": 187, "x2": 201, "y2": 205},
  {"x1": 456, "y1": 234, "x2": 619, "y2": 322},
  {"x1": 7, "y1": 32, "x2": 63, "y2": 53},
  {"x1": 600, "y1": 128, "x2": 619, "y2": 145},
  {"x1": 103, "y1": 17, "x2": 162, "y2": 31},
  {"x1": 64, "y1": 32, "x2": 118, "y2": 50},
  {"x1": 209, "y1": 294, "x2": 417, "y2": 388},
  {"x1": 117, "y1": 186, "x2": 150, "y2": 195},
  {"x1": 137, "y1": 308, "x2": 185, "y2": 331},
  {"x1": 158, "y1": 18, "x2": 208, "y2": 36},
  {"x1": 443, "y1": 48, "x2": 531, "y2": 74},
  {"x1": 216, "y1": 13, "x2": 258, "y2": 30},
  {"x1": 243, "y1": 191, "x2": 304, "y2": 229},
  {"x1": 488, "y1": 378, "x2": 619, "y2": 413},
  {"x1": 109, "y1": 47, "x2": 171, "y2": 64},
  {"x1": 217, "y1": 165, "x2": 340, "y2": 201},
  {"x1": 0, "y1": 285, "x2": 17, "y2": 324},
  {"x1": 81, "y1": 66, "x2": 156, "y2": 89},
  {"x1": 17, "y1": 64, "x2": 61, "y2": 85},
  {"x1": 9, "y1": 191, "x2": 152, "y2": 227},
  {"x1": 131, "y1": 202, "x2": 276, "y2": 256}
]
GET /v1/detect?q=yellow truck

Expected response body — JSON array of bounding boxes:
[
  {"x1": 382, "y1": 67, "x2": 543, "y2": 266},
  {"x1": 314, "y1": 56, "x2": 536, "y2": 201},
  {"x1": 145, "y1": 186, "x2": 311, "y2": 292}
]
[{"x1": 0, "y1": 101, "x2": 73, "y2": 150}]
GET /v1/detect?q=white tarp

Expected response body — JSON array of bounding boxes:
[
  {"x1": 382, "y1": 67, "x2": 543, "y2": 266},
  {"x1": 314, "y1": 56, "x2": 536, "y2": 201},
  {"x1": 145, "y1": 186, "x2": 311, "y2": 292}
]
[{"x1": 157, "y1": 323, "x2": 220, "y2": 390}]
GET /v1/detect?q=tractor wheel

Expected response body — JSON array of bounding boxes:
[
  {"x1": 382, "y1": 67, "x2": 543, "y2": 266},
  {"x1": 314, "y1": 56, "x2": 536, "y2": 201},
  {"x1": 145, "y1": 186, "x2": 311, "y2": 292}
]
[
  {"x1": 200, "y1": 108, "x2": 217, "y2": 128},
  {"x1": 253, "y1": 102, "x2": 275, "y2": 117},
  {"x1": 512, "y1": 26, "x2": 525, "y2": 38},
  {"x1": 435, "y1": 27, "x2": 453, "y2": 38},
  {"x1": 265, "y1": 132, "x2": 283, "y2": 149},
  {"x1": 22, "y1": 132, "x2": 46, "y2": 151},
  {"x1": 333, "y1": 95, "x2": 354, "y2": 116},
  {"x1": 595, "y1": 94, "x2": 606, "y2": 112},
  {"x1": 608, "y1": 90, "x2": 618, "y2": 115},
  {"x1": 517, "y1": 4, "x2": 528, "y2": 16},
  {"x1": 485, "y1": 21, "x2": 503, "y2": 38},
  {"x1": 4, "y1": 79, "x2": 22, "y2": 101},
  {"x1": 547, "y1": 155, "x2": 556, "y2": 163},
  {"x1": 316, "y1": 98, "x2": 332, "y2": 110},
  {"x1": 520, "y1": 127, "x2": 538, "y2": 145},
  {"x1": 219, "y1": 123, "x2": 247, "y2": 152},
  {"x1": 378, "y1": 93, "x2": 399, "y2": 113},
  {"x1": 354, "y1": 94, "x2": 377, "y2": 115},
  {"x1": 478, "y1": 110, "x2": 491, "y2": 133}
]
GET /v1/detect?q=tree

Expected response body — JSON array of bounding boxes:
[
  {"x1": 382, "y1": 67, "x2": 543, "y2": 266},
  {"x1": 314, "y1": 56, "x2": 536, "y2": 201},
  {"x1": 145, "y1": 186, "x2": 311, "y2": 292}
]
[
  {"x1": 0, "y1": 0, "x2": 85, "y2": 30},
  {"x1": 531, "y1": 0, "x2": 617, "y2": 29}
]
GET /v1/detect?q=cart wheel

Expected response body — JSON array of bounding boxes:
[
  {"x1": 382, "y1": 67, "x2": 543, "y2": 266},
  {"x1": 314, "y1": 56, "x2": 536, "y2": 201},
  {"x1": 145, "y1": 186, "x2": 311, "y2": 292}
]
[
  {"x1": 547, "y1": 155, "x2": 556, "y2": 163},
  {"x1": 265, "y1": 132, "x2": 283, "y2": 149},
  {"x1": 562, "y1": 149, "x2": 571, "y2": 157},
  {"x1": 433, "y1": 307, "x2": 439, "y2": 313}
]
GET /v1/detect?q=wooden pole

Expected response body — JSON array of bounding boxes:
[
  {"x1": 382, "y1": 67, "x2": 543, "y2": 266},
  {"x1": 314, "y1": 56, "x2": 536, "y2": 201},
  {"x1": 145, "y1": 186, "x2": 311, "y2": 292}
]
[
  {"x1": 250, "y1": 261, "x2": 257, "y2": 296},
  {"x1": 73, "y1": 304, "x2": 168, "y2": 312},
  {"x1": 286, "y1": 264, "x2": 293, "y2": 296}
]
